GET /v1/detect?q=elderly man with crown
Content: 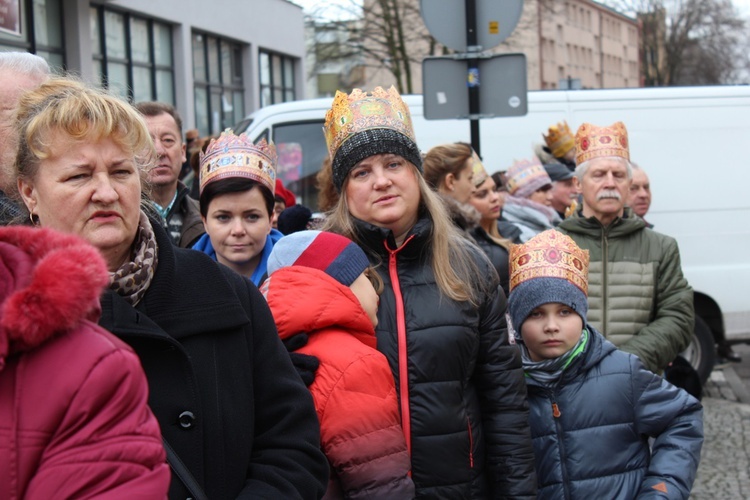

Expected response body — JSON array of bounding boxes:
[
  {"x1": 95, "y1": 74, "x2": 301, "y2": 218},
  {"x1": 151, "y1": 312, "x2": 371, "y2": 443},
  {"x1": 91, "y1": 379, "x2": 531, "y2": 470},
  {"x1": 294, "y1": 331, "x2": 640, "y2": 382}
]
[{"x1": 556, "y1": 122, "x2": 694, "y2": 374}]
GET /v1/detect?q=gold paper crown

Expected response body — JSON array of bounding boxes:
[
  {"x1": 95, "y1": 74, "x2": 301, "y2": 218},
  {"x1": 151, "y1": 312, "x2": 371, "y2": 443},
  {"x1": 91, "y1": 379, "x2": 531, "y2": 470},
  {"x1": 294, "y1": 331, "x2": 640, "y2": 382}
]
[
  {"x1": 543, "y1": 121, "x2": 575, "y2": 159},
  {"x1": 323, "y1": 86, "x2": 417, "y2": 161},
  {"x1": 575, "y1": 121, "x2": 629, "y2": 165},
  {"x1": 199, "y1": 130, "x2": 277, "y2": 195},
  {"x1": 470, "y1": 149, "x2": 488, "y2": 188},
  {"x1": 509, "y1": 230, "x2": 590, "y2": 294},
  {"x1": 505, "y1": 157, "x2": 550, "y2": 196}
]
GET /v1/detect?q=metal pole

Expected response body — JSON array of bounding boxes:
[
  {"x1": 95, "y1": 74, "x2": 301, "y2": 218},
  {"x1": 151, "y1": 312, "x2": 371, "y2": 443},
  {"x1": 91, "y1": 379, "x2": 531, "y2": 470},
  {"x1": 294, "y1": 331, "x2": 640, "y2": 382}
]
[{"x1": 466, "y1": 0, "x2": 480, "y2": 156}]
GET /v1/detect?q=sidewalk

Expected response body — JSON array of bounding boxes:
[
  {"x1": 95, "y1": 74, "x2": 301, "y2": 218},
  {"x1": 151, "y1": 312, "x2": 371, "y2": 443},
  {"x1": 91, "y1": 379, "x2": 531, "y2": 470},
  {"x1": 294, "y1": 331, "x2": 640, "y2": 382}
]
[{"x1": 690, "y1": 366, "x2": 750, "y2": 499}]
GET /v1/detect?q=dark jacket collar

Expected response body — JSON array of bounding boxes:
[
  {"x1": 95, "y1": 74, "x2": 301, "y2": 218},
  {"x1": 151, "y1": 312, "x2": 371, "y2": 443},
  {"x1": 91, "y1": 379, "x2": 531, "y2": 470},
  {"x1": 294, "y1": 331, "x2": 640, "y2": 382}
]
[
  {"x1": 353, "y1": 212, "x2": 432, "y2": 261},
  {"x1": 100, "y1": 215, "x2": 250, "y2": 340}
]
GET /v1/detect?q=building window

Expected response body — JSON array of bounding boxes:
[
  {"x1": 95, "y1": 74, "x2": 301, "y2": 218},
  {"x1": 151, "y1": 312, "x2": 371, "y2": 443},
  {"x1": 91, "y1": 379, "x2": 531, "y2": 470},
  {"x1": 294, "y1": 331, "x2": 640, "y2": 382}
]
[
  {"x1": 0, "y1": 0, "x2": 65, "y2": 71},
  {"x1": 192, "y1": 32, "x2": 244, "y2": 136},
  {"x1": 259, "y1": 50, "x2": 296, "y2": 107},
  {"x1": 90, "y1": 6, "x2": 174, "y2": 104}
]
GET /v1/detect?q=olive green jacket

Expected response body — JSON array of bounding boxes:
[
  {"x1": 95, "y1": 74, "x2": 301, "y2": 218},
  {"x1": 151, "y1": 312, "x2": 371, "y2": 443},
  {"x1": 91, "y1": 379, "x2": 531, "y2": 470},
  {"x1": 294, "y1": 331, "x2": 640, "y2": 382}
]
[{"x1": 557, "y1": 208, "x2": 693, "y2": 372}]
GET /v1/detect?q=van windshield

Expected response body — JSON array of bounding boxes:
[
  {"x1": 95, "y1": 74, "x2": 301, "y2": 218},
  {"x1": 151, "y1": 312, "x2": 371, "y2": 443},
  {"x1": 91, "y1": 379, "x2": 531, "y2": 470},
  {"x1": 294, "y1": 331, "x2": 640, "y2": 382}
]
[{"x1": 271, "y1": 120, "x2": 328, "y2": 210}]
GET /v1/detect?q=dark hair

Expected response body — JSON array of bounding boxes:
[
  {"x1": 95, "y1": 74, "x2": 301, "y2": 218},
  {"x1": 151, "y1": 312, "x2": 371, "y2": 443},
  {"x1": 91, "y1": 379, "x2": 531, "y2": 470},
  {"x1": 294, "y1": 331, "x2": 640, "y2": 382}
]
[
  {"x1": 199, "y1": 178, "x2": 274, "y2": 218},
  {"x1": 135, "y1": 101, "x2": 183, "y2": 137}
]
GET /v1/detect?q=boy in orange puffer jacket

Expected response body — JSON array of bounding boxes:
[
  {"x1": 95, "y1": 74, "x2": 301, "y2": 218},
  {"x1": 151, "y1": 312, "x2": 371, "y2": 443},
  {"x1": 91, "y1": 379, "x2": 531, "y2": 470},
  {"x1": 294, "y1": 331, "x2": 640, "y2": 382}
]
[{"x1": 262, "y1": 230, "x2": 414, "y2": 499}]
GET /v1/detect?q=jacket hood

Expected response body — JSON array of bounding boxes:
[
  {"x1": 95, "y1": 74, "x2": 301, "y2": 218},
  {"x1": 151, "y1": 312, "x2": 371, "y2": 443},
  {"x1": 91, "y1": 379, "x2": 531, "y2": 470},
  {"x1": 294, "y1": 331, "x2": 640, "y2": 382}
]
[
  {"x1": 577, "y1": 325, "x2": 617, "y2": 373},
  {"x1": 0, "y1": 227, "x2": 108, "y2": 364},
  {"x1": 558, "y1": 206, "x2": 645, "y2": 238},
  {"x1": 262, "y1": 266, "x2": 376, "y2": 347}
]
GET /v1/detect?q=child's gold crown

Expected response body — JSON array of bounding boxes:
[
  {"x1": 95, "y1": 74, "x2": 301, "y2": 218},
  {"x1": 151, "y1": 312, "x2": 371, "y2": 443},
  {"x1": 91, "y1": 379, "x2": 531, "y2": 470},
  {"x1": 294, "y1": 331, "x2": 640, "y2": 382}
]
[{"x1": 509, "y1": 230, "x2": 590, "y2": 294}]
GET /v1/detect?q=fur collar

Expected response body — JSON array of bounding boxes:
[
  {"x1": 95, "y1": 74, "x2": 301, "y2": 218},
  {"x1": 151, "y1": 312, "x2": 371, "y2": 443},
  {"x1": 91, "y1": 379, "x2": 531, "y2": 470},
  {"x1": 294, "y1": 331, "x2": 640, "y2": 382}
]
[
  {"x1": 438, "y1": 193, "x2": 481, "y2": 232},
  {"x1": 0, "y1": 227, "x2": 108, "y2": 363}
]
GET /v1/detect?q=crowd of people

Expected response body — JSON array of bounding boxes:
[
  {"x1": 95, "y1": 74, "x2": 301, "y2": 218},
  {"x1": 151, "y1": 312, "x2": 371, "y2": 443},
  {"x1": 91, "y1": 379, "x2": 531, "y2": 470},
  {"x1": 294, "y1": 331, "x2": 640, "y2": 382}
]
[{"x1": 0, "y1": 50, "x2": 707, "y2": 499}]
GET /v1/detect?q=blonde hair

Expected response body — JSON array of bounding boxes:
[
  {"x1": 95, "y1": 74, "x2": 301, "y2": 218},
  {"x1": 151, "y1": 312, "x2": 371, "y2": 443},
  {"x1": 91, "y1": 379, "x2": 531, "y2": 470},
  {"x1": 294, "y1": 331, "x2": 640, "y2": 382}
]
[
  {"x1": 323, "y1": 163, "x2": 486, "y2": 305},
  {"x1": 14, "y1": 76, "x2": 155, "y2": 184},
  {"x1": 315, "y1": 156, "x2": 339, "y2": 212},
  {"x1": 422, "y1": 142, "x2": 473, "y2": 191}
]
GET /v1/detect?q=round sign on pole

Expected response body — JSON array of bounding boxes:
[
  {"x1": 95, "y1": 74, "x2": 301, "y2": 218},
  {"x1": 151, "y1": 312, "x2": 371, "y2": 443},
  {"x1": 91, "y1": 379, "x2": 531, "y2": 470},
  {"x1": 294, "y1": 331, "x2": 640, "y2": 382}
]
[{"x1": 420, "y1": 0, "x2": 525, "y2": 52}]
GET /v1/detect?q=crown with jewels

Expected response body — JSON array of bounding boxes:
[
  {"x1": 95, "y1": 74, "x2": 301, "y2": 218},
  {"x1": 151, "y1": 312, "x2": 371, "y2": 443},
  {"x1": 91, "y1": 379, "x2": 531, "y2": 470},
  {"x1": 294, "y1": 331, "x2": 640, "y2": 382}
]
[
  {"x1": 575, "y1": 121, "x2": 629, "y2": 165},
  {"x1": 199, "y1": 130, "x2": 277, "y2": 195},
  {"x1": 543, "y1": 121, "x2": 575, "y2": 159},
  {"x1": 506, "y1": 157, "x2": 551, "y2": 197},
  {"x1": 323, "y1": 86, "x2": 417, "y2": 162},
  {"x1": 470, "y1": 149, "x2": 488, "y2": 188},
  {"x1": 509, "y1": 230, "x2": 590, "y2": 294}
]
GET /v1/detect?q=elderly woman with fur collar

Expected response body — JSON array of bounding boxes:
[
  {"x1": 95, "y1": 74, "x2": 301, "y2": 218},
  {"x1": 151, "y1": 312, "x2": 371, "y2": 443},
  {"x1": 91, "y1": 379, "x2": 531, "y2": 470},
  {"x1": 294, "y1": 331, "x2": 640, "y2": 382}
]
[{"x1": 501, "y1": 158, "x2": 561, "y2": 243}]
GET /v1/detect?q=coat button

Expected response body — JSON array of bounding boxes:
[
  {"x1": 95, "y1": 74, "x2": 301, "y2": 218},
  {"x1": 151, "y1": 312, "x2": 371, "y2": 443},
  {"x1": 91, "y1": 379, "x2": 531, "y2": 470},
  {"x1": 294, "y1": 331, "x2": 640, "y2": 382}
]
[{"x1": 178, "y1": 411, "x2": 195, "y2": 429}]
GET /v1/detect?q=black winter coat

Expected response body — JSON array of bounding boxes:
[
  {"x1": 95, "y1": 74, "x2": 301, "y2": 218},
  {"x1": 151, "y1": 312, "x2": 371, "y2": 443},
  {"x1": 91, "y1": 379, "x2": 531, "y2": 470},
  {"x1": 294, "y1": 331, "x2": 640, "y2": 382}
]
[
  {"x1": 99, "y1": 219, "x2": 328, "y2": 499},
  {"x1": 470, "y1": 223, "x2": 518, "y2": 297},
  {"x1": 353, "y1": 215, "x2": 536, "y2": 499}
]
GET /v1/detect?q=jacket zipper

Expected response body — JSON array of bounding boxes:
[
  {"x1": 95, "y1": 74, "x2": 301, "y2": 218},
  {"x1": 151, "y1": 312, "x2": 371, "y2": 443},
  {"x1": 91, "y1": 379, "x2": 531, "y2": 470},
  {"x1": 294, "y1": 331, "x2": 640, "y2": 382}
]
[
  {"x1": 601, "y1": 225, "x2": 609, "y2": 336},
  {"x1": 386, "y1": 236, "x2": 415, "y2": 460},
  {"x1": 467, "y1": 418, "x2": 475, "y2": 468},
  {"x1": 549, "y1": 391, "x2": 571, "y2": 500}
]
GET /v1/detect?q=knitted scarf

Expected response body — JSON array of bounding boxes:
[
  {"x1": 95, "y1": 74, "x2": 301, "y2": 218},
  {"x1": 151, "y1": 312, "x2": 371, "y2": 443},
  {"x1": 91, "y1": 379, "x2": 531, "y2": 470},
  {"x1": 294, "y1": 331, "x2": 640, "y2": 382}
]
[
  {"x1": 109, "y1": 212, "x2": 158, "y2": 306},
  {"x1": 519, "y1": 328, "x2": 589, "y2": 387}
]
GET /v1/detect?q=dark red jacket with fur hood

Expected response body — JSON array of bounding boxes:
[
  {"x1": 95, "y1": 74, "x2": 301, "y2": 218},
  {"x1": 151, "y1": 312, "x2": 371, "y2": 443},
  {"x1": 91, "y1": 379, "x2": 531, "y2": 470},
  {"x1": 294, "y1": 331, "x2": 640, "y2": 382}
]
[{"x1": 0, "y1": 227, "x2": 169, "y2": 499}]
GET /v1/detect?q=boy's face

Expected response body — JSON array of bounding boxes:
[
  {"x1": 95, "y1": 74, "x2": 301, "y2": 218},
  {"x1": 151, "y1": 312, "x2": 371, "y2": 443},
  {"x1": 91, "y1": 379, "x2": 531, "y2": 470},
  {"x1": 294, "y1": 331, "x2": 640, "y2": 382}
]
[{"x1": 521, "y1": 303, "x2": 583, "y2": 362}]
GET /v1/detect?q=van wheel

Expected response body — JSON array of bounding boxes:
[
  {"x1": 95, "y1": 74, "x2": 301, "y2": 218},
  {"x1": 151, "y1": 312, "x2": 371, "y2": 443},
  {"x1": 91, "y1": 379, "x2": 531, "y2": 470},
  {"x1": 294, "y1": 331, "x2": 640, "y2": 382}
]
[{"x1": 680, "y1": 316, "x2": 716, "y2": 384}]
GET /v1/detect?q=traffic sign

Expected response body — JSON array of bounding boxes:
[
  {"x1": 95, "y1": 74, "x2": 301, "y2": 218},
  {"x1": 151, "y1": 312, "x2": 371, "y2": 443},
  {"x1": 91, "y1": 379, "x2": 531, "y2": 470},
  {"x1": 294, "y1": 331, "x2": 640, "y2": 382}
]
[
  {"x1": 420, "y1": 0, "x2": 525, "y2": 52},
  {"x1": 422, "y1": 54, "x2": 528, "y2": 120}
]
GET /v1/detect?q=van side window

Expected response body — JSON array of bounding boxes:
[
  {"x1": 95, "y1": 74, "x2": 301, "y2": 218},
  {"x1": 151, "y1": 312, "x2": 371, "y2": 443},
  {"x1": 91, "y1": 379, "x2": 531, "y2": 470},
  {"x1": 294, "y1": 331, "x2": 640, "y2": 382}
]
[{"x1": 272, "y1": 121, "x2": 327, "y2": 209}]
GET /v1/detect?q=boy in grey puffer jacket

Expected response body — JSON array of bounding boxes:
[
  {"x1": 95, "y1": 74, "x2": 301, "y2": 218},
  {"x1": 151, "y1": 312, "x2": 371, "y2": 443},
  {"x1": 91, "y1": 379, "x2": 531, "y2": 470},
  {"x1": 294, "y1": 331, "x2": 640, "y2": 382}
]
[{"x1": 507, "y1": 230, "x2": 703, "y2": 499}]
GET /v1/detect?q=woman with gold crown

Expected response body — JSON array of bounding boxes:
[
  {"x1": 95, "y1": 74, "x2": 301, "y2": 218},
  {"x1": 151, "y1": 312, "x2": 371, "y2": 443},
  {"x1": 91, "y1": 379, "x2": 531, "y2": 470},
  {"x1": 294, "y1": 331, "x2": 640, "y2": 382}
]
[
  {"x1": 322, "y1": 86, "x2": 537, "y2": 498},
  {"x1": 13, "y1": 77, "x2": 328, "y2": 499},
  {"x1": 191, "y1": 131, "x2": 284, "y2": 286}
]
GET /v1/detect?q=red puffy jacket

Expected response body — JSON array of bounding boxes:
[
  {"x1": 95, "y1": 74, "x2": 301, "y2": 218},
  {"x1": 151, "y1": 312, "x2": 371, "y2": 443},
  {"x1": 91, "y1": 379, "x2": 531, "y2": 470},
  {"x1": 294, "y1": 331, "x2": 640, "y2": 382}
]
[
  {"x1": 0, "y1": 227, "x2": 169, "y2": 499},
  {"x1": 263, "y1": 266, "x2": 414, "y2": 499}
]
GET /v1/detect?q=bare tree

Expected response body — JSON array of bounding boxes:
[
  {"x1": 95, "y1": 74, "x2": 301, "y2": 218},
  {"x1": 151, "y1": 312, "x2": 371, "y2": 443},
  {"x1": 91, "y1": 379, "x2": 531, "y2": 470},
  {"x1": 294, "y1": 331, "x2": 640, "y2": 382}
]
[
  {"x1": 604, "y1": 0, "x2": 747, "y2": 85},
  {"x1": 305, "y1": 0, "x2": 556, "y2": 94}
]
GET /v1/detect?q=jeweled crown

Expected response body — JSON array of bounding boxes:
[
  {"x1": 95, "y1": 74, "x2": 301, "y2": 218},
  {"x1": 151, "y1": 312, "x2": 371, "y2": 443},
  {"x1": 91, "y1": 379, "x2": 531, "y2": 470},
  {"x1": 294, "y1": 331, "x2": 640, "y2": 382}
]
[
  {"x1": 509, "y1": 230, "x2": 590, "y2": 294},
  {"x1": 323, "y1": 86, "x2": 416, "y2": 161},
  {"x1": 199, "y1": 130, "x2": 277, "y2": 195},
  {"x1": 575, "y1": 121, "x2": 629, "y2": 165},
  {"x1": 470, "y1": 149, "x2": 488, "y2": 188},
  {"x1": 543, "y1": 121, "x2": 575, "y2": 159},
  {"x1": 506, "y1": 157, "x2": 550, "y2": 196}
]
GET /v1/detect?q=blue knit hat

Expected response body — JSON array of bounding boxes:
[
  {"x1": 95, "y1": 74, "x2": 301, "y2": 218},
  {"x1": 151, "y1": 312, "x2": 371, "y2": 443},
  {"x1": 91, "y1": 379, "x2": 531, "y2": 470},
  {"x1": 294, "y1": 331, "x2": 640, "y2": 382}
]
[
  {"x1": 267, "y1": 230, "x2": 369, "y2": 287},
  {"x1": 507, "y1": 230, "x2": 590, "y2": 333}
]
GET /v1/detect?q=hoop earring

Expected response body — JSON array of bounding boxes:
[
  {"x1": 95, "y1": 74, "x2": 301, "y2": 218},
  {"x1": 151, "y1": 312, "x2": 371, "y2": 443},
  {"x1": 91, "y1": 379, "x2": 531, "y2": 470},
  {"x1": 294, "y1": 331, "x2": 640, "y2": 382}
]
[{"x1": 29, "y1": 212, "x2": 40, "y2": 227}]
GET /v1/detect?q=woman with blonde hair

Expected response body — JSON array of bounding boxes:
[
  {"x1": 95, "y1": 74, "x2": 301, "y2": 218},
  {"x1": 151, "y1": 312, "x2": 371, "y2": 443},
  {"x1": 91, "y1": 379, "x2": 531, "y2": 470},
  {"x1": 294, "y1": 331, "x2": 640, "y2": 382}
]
[
  {"x1": 322, "y1": 86, "x2": 536, "y2": 498},
  {"x1": 12, "y1": 77, "x2": 328, "y2": 499}
]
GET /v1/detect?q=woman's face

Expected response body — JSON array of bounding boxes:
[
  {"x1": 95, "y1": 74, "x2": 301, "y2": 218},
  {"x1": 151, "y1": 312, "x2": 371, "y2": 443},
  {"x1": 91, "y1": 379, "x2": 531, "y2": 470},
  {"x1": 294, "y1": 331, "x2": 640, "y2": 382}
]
[
  {"x1": 202, "y1": 186, "x2": 272, "y2": 277},
  {"x1": 529, "y1": 186, "x2": 554, "y2": 206},
  {"x1": 447, "y1": 160, "x2": 476, "y2": 204},
  {"x1": 469, "y1": 176, "x2": 502, "y2": 223},
  {"x1": 18, "y1": 133, "x2": 142, "y2": 271},
  {"x1": 344, "y1": 153, "x2": 421, "y2": 242}
]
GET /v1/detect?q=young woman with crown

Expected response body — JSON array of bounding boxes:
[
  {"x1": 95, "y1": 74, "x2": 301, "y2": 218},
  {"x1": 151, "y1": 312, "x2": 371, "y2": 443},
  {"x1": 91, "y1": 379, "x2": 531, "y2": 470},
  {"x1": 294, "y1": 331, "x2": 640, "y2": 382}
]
[
  {"x1": 192, "y1": 131, "x2": 284, "y2": 286},
  {"x1": 322, "y1": 86, "x2": 537, "y2": 498}
]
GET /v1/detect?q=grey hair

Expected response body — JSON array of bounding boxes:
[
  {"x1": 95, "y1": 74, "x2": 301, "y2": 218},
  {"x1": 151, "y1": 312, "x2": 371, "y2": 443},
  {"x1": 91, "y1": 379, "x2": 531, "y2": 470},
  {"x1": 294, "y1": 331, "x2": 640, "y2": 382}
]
[
  {"x1": 0, "y1": 52, "x2": 50, "y2": 78},
  {"x1": 575, "y1": 156, "x2": 632, "y2": 182}
]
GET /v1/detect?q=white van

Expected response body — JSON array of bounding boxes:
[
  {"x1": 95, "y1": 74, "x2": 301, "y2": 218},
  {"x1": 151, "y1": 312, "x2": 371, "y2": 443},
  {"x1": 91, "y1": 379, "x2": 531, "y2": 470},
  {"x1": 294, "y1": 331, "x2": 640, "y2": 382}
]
[{"x1": 234, "y1": 86, "x2": 750, "y2": 380}]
